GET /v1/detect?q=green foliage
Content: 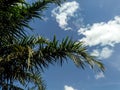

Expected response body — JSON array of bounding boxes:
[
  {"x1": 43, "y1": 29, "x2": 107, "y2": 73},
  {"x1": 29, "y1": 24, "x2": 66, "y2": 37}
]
[{"x1": 0, "y1": 0, "x2": 104, "y2": 90}]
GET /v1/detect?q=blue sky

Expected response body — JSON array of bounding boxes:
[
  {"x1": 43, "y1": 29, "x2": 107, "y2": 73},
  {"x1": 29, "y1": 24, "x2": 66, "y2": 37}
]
[{"x1": 30, "y1": 0, "x2": 120, "y2": 90}]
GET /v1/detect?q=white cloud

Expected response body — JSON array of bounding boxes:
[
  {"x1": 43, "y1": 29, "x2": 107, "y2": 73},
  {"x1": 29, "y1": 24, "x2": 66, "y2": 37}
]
[
  {"x1": 43, "y1": 17, "x2": 49, "y2": 21},
  {"x1": 78, "y1": 16, "x2": 120, "y2": 47},
  {"x1": 52, "y1": 1, "x2": 79, "y2": 30},
  {"x1": 95, "y1": 72, "x2": 105, "y2": 79},
  {"x1": 91, "y1": 47, "x2": 113, "y2": 59},
  {"x1": 64, "y1": 85, "x2": 77, "y2": 90}
]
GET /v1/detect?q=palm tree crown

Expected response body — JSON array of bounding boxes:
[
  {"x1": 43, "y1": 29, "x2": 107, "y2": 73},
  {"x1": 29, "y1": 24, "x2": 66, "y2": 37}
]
[{"x1": 0, "y1": 0, "x2": 104, "y2": 90}]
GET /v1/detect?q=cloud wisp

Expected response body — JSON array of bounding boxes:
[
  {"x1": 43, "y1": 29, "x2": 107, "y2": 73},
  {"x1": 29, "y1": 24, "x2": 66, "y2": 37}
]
[
  {"x1": 91, "y1": 47, "x2": 113, "y2": 59},
  {"x1": 52, "y1": 1, "x2": 79, "y2": 30},
  {"x1": 95, "y1": 72, "x2": 105, "y2": 79},
  {"x1": 64, "y1": 85, "x2": 77, "y2": 90}
]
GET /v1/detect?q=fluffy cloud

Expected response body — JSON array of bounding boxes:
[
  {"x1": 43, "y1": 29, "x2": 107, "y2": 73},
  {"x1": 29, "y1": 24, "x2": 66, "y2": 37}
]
[
  {"x1": 78, "y1": 16, "x2": 120, "y2": 59},
  {"x1": 52, "y1": 1, "x2": 79, "y2": 30},
  {"x1": 78, "y1": 16, "x2": 120, "y2": 47},
  {"x1": 95, "y1": 72, "x2": 105, "y2": 79},
  {"x1": 64, "y1": 85, "x2": 77, "y2": 90},
  {"x1": 91, "y1": 47, "x2": 113, "y2": 59}
]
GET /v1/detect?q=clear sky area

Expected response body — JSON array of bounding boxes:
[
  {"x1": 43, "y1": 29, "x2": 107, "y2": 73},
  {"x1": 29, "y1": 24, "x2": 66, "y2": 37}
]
[{"x1": 29, "y1": 0, "x2": 120, "y2": 90}]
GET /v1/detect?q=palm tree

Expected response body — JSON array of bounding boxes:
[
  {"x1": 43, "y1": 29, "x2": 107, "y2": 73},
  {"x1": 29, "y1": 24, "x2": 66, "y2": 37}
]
[{"x1": 0, "y1": 0, "x2": 104, "y2": 90}]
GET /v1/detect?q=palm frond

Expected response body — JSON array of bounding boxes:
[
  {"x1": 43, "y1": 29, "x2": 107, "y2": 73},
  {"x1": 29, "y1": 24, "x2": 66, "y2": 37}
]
[
  {"x1": 0, "y1": 83, "x2": 23, "y2": 90},
  {"x1": 25, "y1": 72, "x2": 46, "y2": 90},
  {"x1": 33, "y1": 36, "x2": 105, "y2": 71},
  {"x1": 0, "y1": 35, "x2": 104, "y2": 89}
]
